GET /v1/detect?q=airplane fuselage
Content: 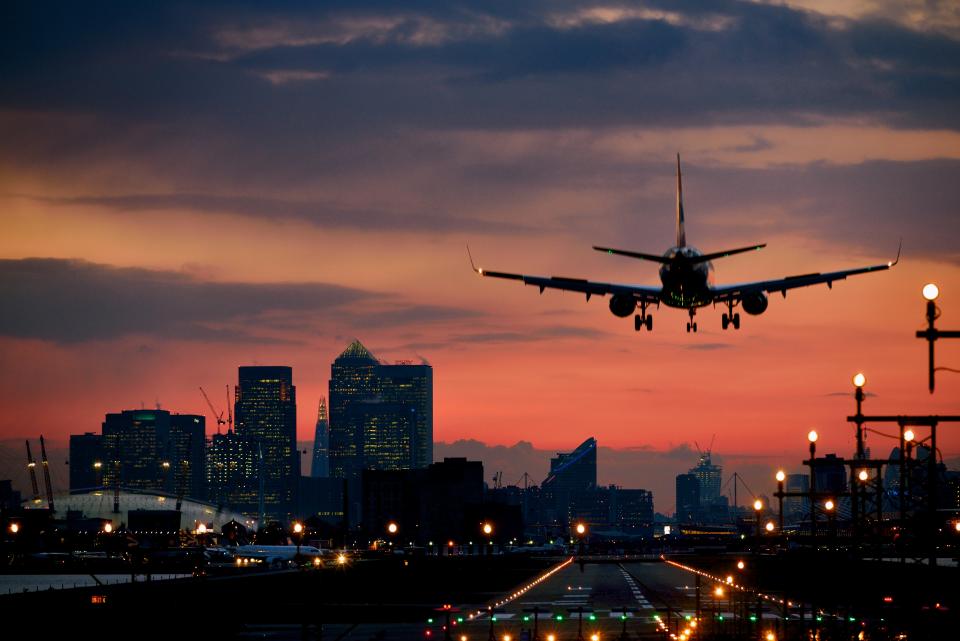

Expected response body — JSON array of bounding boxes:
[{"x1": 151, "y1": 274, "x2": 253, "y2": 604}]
[{"x1": 658, "y1": 246, "x2": 714, "y2": 308}]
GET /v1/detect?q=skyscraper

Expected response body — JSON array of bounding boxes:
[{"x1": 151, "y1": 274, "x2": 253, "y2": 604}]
[
  {"x1": 206, "y1": 428, "x2": 253, "y2": 509},
  {"x1": 689, "y1": 452, "x2": 722, "y2": 506},
  {"x1": 675, "y1": 473, "x2": 700, "y2": 523},
  {"x1": 100, "y1": 409, "x2": 205, "y2": 499},
  {"x1": 234, "y1": 366, "x2": 298, "y2": 521},
  {"x1": 541, "y1": 437, "x2": 597, "y2": 525},
  {"x1": 378, "y1": 361, "x2": 433, "y2": 469},
  {"x1": 329, "y1": 341, "x2": 380, "y2": 480},
  {"x1": 310, "y1": 397, "x2": 329, "y2": 478},
  {"x1": 328, "y1": 340, "x2": 433, "y2": 478}
]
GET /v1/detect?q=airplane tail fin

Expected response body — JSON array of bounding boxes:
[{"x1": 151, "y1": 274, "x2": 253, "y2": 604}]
[{"x1": 676, "y1": 153, "x2": 686, "y2": 248}]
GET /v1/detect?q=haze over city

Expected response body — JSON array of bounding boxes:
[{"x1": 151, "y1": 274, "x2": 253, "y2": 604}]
[{"x1": 3, "y1": 0, "x2": 960, "y2": 505}]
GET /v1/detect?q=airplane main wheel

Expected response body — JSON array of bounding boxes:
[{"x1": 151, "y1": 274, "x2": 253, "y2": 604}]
[
  {"x1": 692, "y1": 322, "x2": 698, "y2": 332},
  {"x1": 733, "y1": 313, "x2": 741, "y2": 330},
  {"x1": 686, "y1": 322, "x2": 691, "y2": 333},
  {"x1": 645, "y1": 315, "x2": 653, "y2": 331},
  {"x1": 722, "y1": 313, "x2": 730, "y2": 330},
  {"x1": 634, "y1": 315, "x2": 642, "y2": 332}
]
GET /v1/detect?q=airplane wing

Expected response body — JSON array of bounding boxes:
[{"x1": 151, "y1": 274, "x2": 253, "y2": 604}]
[
  {"x1": 468, "y1": 248, "x2": 661, "y2": 303},
  {"x1": 710, "y1": 247, "x2": 900, "y2": 303}
]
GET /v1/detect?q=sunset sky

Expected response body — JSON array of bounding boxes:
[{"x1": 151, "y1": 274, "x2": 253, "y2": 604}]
[{"x1": 2, "y1": 1, "x2": 959, "y2": 507}]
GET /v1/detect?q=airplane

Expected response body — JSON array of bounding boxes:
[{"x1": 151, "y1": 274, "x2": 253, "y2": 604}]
[
  {"x1": 469, "y1": 155, "x2": 899, "y2": 333},
  {"x1": 235, "y1": 544, "x2": 326, "y2": 567}
]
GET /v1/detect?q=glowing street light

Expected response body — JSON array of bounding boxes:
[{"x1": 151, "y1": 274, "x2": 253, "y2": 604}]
[
  {"x1": 293, "y1": 522, "x2": 304, "y2": 534},
  {"x1": 714, "y1": 586, "x2": 725, "y2": 597},
  {"x1": 775, "y1": 470, "x2": 785, "y2": 483},
  {"x1": 737, "y1": 560, "x2": 745, "y2": 570},
  {"x1": 9, "y1": 523, "x2": 19, "y2": 534},
  {"x1": 765, "y1": 521, "x2": 775, "y2": 532},
  {"x1": 103, "y1": 522, "x2": 113, "y2": 533},
  {"x1": 807, "y1": 430, "x2": 818, "y2": 444},
  {"x1": 904, "y1": 429, "x2": 915, "y2": 443},
  {"x1": 858, "y1": 469, "x2": 869, "y2": 482},
  {"x1": 387, "y1": 521, "x2": 399, "y2": 535},
  {"x1": 482, "y1": 522, "x2": 493, "y2": 536},
  {"x1": 853, "y1": 372, "x2": 866, "y2": 388},
  {"x1": 337, "y1": 553, "x2": 348, "y2": 565},
  {"x1": 576, "y1": 522, "x2": 586, "y2": 536},
  {"x1": 824, "y1": 500, "x2": 835, "y2": 511},
  {"x1": 923, "y1": 283, "x2": 940, "y2": 301},
  {"x1": 753, "y1": 499, "x2": 763, "y2": 511}
]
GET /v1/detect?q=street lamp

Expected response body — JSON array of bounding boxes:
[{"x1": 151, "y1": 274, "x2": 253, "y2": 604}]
[
  {"x1": 923, "y1": 283, "x2": 939, "y2": 301},
  {"x1": 103, "y1": 522, "x2": 113, "y2": 533},
  {"x1": 775, "y1": 470, "x2": 786, "y2": 533},
  {"x1": 482, "y1": 522, "x2": 494, "y2": 555},
  {"x1": 808, "y1": 431, "x2": 819, "y2": 541},
  {"x1": 9, "y1": 522, "x2": 18, "y2": 534},
  {"x1": 292, "y1": 521, "x2": 304, "y2": 562},
  {"x1": 858, "y1": 470, "x2": 869, "y2": 482},
  {"x1": 737, "y1": 560, "x2": 745, "y2": 570},
  {"x1": 765, "y1": 521, "x2": 775, "y2": 533}
]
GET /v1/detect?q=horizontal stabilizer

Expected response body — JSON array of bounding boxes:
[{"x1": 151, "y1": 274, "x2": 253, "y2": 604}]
[
  {"x1": 592, "y1": 246, "x2": 672, "y2": 263},
  {"x1": 691, "y1": 244, "x2": 766, "y2": 263}
]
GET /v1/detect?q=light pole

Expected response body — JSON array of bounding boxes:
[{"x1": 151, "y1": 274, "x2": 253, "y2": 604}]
[
  {"x1": 575, "y1": 522, "x2": 587, "y2": 558},
  {"x1": 916, "y1": 283, "x2": 960, "y2": 393},
  {"x1": 824, "y1": 500, "x2": 836, "y2": 540},
  {"x1": 293, "y1": 521, "x2": 304, "y2": 564},
  {"x1": 753, "y1": 499, "x2": 763, "y2": 554},
  {"x1": 482, "y1": 522, "x2": 494, "y2": 555},
  {"x1": 386, "y1": 521, "x2": 398, "y2": 551},
  {"x1": 775, "y1": 470, "x2": 785, "y2": 535},
  {"x1": 807, "y1": 430, "x2": 818, "y2": 541}
]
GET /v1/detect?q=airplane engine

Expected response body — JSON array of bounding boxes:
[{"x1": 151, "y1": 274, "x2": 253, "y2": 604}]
[
  {"x1": 608, "y1": 294, "x2": 636, "y2": 318},
  {"x1": 742, "y1": 292, "x2": 769, "y2": 315}
]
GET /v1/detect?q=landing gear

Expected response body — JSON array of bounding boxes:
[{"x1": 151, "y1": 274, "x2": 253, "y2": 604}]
[
  {"x1": 686, "y1": 308, "x2": 698, "y2": 333},
  {"x1": 721, "y1": 301, "x2": 741, "y2": 330},
  {"x1": 634, "y1": 303, "x2": 653, "y2": 332}
]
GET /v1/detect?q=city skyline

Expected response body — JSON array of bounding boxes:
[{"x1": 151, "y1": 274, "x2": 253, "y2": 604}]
[{"x1": 2, "y1": 2, "x2": 959, "y2": 476}]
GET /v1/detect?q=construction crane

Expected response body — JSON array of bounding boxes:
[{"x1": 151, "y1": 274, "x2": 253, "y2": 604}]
[
  {"x1": 25, "y1": 440, "x2": 41, "y2": 504},
  {"x1": 199, "y1": 386, "x2": 226, "y2": 434},
  {"x1": 39, "y1": 435, "x2": 55, "y2": 513},
  {"x1": 225, "y1": 384, "x2": 233, "y2": 432}
]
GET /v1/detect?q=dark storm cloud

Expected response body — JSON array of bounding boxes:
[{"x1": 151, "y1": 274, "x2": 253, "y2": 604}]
[
  {"x1": 2, "y1": 0, "x2": 959, "y2": 132},
  {"x1": 33, "y1": 193, "x2": 529, "y2": 234},
  {"x1": 0, "y1": 258, "x2": 375, "y2": 343}
]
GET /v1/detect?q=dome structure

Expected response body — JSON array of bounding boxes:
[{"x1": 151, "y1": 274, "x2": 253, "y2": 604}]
[{"x1": 24, "y1": 490, "x2": 256, "y2": 531}]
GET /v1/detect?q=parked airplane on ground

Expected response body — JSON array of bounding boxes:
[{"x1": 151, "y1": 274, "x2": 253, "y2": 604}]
[
  {"x1": 235, "y1": 544, "x2": 325, "y2": 567},
  {"x1": 470, "y1": 156, "x2": 898, "y2": 332}
]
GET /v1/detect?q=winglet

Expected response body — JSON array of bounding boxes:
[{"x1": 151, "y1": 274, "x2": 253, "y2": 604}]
[
  {"x1": 466, "y1": 244, "x2": 483, "y2": 275},
  {"x1": 888, "y1": 238, "x2": 902, "y2": 267}
]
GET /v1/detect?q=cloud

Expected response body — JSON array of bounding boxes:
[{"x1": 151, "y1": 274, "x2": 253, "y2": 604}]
[
  {"x1": 684, "y1": 342, "x2": 732, "y2": 351},
  {"x1": 0, "y1": 258, "x2": 378, "y2": 343},
  {"x1": 31, "y1": 193, "x2": 530, "y2": 234}
]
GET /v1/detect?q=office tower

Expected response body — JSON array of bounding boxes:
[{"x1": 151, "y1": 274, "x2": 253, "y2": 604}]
[
  {"x1": 329, "y1": 341, "x2": 380, "y2": 480},
  {"x1": 206, "y1": 429, "x2": 253, "y2": 509},
  {"x1": 541, "y1": 437, "x2": 597, "y2": 524},
  {"x1": 69, "y1": 432, "x2": 104, "y2": 492},
  {"x1": 350, "y1": 399, "x2": 416, "y2": 471},
  {"x1": 675, "y1": 473, "x2": 700, "y2": 523},
  {"x1": 378, "y1": 361, "x2": 433, "y2": 469},
  {"x1": 689, "y1": 452, "x2": 722, "y2": 505},
  {"x1": 100, "y1": 409, "x2": 205, "y2": 498},
  {"x1": 610, "y1": 487, "x2": 655, "y2": 533},
  {"x1": 328, "y1": 340, "x2": 433, "y2": 478},
  {"x1": 310, "y1": 397, "x2": 329, "y2": 478},
  {"x1": 234, "y1": 366, "x2": 298, "y2": 521}
]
